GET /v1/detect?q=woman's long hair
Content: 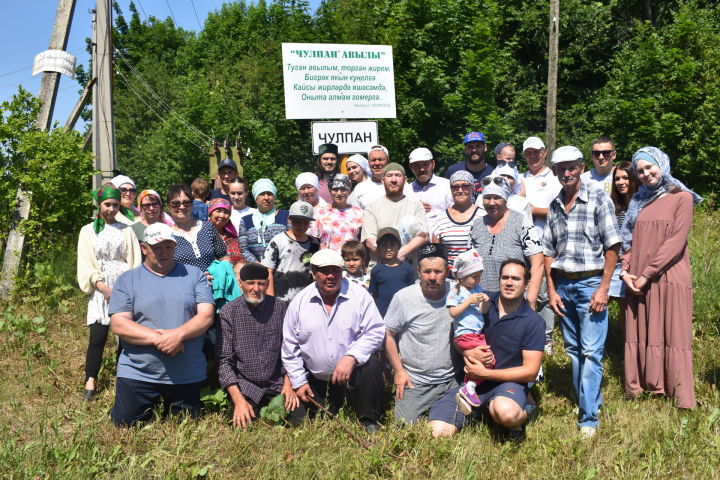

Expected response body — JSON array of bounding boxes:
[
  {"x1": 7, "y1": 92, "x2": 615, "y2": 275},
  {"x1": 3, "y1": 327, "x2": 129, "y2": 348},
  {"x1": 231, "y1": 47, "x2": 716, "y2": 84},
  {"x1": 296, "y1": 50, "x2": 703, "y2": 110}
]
[{"x1": 610, "y1": 162, "x2": 639, "y2": 214}]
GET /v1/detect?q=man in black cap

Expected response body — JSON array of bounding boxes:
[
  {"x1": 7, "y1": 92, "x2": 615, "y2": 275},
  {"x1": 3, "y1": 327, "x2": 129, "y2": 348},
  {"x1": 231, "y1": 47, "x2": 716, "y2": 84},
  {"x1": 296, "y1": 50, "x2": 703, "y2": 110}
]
[
  {"x1": 209, "y1": 158, "x2": 238, "y2": 201},
  {"x1": 316, "y1": 143, "x2": 339, "y2": 204},
  {"x1": 384, "y1": 244, "x2": 461, "y2": 424},
  {"x1": 216, "y1": 263, "x2": 303, "y2": 428}
]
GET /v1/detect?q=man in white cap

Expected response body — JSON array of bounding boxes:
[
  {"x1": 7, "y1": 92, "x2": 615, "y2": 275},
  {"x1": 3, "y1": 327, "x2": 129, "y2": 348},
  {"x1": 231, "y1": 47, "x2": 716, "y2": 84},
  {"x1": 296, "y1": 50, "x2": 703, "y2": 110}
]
[
  {"x1": 519, "y1": 137, "x2": 562, "y2": 354},
  {"x1": 282, "y1": 249, "x2": 386, "y2": 432},
  {"x1": 108, "y1": 223, "x2": 215, "y2": 426},
  {"x1": 406, "y1": 147, "x2": 453, "y2": 227},
  {"x1": 543, "y1": 145, "x2": 620, "y2": 439},
  {"x1": 295, "y1": 172, "x2": 329, "y2": 210}
]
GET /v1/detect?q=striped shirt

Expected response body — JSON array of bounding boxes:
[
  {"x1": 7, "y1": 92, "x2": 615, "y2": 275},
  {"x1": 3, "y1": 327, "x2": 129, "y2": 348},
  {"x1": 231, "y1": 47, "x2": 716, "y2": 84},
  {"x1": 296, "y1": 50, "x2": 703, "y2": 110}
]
[
  {"x1": 430, "y1": 207, "x2": 481, "y2": 273},
  {"x1": 543, "y1": 181, "x2": 620, "y2": 273}
]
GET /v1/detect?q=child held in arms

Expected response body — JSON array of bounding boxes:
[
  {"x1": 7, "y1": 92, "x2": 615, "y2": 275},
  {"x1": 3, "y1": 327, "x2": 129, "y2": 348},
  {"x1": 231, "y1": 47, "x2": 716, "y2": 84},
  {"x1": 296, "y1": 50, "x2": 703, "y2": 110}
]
[
  {"x1": 368, "y1": 228, "x2": 416, "y2": 317},
  {"x1": 446, "y1": 248, "x2": 493, "y2": 415},
  {"x1": 261, "y1": 201, "x2": 320, "y2": 302}
]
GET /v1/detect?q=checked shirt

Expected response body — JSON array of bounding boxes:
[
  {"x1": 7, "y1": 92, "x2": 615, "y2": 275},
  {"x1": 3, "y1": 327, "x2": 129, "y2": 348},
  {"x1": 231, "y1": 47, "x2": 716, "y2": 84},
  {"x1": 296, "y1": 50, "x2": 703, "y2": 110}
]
[
  {"x1": 542, "y1": 181, "x2": 620, "y2": 272},
  {"x1": 217, "y1": 296, "x2": 288, "y2": 403}
]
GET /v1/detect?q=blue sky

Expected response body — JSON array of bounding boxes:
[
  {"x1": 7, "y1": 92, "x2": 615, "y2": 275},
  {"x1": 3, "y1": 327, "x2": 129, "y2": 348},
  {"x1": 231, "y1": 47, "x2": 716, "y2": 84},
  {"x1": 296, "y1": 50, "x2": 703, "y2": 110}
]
[{"x1": 0, "y1": 0, "x2": 320, "y2": 131}]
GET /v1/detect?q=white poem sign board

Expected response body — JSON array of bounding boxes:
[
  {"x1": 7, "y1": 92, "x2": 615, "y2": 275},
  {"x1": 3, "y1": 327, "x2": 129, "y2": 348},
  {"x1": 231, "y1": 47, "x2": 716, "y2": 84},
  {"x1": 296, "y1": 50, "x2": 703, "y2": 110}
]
[
  {"x1": 282, "y1": 43, "x2": 396, "y2": 119},
  {"x1": 312, "y1": 121, "x2": 378, "y2": 155}
]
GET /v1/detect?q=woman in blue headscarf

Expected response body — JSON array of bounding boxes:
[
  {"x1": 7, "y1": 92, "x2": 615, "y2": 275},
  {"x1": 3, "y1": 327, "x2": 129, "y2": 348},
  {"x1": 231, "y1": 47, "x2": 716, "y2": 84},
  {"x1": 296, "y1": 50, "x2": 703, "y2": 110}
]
[
  {"x1": 620, "y1": 146, "x2": 702, "y2": 409},
  {"x1": 237, "y1": 178, "x2": 290, "y2": 263}
]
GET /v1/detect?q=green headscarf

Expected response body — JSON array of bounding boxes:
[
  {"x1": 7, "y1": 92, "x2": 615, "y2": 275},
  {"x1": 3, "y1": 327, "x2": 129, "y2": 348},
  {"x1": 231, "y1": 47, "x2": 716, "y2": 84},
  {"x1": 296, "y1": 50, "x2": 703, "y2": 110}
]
[{"x1": 92, "y1": 184, "x2": 133, "y2": 234}]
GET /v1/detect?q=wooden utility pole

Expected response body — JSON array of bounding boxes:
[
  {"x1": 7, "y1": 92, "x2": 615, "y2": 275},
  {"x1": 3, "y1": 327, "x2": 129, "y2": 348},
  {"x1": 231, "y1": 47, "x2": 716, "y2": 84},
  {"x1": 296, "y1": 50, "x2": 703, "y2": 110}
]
[
  {"x1": 545, "y1": 0, "x2": 559, "y2": 153},
  {"x1": 0, "y1": 0, "x2": 77, "y2": 299},
  {"x1": 92, "y1": 0, "x2": 116, "y2": 189}
]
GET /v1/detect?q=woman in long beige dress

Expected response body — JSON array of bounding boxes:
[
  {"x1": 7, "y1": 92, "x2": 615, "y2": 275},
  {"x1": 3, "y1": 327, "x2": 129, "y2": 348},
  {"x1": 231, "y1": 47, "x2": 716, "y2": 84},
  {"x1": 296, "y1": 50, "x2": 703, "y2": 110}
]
[{"x1": 620, "y1": 147, "x2": 702, "y2": 408}]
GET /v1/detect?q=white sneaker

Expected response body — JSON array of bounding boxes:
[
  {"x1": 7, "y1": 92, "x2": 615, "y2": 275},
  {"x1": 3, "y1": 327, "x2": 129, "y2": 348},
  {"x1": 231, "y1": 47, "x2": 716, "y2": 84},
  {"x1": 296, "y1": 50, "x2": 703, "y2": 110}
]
[{"x1": 579, "y1": 426, "x2": 597, "y2": 439}]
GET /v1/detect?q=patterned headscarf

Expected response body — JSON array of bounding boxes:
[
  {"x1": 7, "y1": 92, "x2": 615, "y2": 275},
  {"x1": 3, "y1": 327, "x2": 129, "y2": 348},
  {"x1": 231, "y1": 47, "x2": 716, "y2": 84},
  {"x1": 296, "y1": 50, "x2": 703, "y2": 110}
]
[
  {"x1": 449, "y1": 170, "x2": 477, "y2": 203},
  {"x1": 91, "y1": 184, "x2": 130, "y2": 234},
  {"x1": 137, "y1": 189, "x2": 174, "y2": 227},
  {"x1": 208, "y1": 198, "x2": 238, "y2": 237},
  {"x1": 620, "y1": 147, "x2": 703, "y2": 251}
]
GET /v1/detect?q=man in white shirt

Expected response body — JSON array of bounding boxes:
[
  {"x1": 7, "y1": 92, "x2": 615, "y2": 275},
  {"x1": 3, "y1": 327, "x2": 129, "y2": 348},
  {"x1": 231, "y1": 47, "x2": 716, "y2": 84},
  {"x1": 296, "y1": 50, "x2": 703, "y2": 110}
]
[
  {"x1": 520, "y1": 137, "x2": 562, "y2": 354},
  {"x1": 580, "y1": 136, "x2": 616, "y2": 195},
  {"x1": 405, "y1": 147, "x2": 453, "y2": 230}
]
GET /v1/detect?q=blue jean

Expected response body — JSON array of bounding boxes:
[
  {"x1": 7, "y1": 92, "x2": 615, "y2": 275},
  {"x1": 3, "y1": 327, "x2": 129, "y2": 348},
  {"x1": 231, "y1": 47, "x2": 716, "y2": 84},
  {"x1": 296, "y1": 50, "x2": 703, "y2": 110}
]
[{"x1": 556, "y1": 274, "x2": 608, "y2": 428}]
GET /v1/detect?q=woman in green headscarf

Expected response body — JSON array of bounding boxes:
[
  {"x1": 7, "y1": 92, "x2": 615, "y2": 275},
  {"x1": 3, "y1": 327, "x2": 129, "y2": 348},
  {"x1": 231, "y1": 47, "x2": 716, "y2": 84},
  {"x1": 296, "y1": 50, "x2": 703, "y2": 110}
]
[{"x1": 77, "y1": 184, "x2": 141, "y2": 401}]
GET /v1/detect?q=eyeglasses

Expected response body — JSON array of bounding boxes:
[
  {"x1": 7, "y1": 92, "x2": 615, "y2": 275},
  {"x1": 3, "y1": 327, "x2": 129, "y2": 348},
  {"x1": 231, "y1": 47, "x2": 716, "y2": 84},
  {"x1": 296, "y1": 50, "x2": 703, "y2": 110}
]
[
  {"x1": 591, "y1": 150, "x2": 613, "y2": 157},
  {"x1": 450, "y1": 184, "x2": 472, "y2": 192},
  {"x1": 119, "y1": 187, "x2": 137, "y2": 194},
  {"x1": 168, "y1": 200, "x2": 193, "y2": 209},
  {"x1": 480, "y1": 176, "x2": 508, "y2": 187},
  {"x1": 141, "y1": 202, "x2": 160, "y2": 210},
  {"x1": 496, "y1": 160, "x2": 516, "y2": 168}
]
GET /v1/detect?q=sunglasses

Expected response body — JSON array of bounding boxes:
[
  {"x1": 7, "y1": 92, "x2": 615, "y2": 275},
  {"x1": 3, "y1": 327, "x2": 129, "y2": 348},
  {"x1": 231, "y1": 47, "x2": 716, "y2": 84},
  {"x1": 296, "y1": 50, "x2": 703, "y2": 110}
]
[
  {"x1": 450, "y1": 184, "x2": 472, "y2": 192},
  {"x1": 141, "y1": 202, "x2": 161, "y2": 210},
  {"x1": 496, "y1": 160, "x2": 516, "y2": 168},
  {"x1": 168, "y1": 200, "x2": 193, "y2": 209},
  {"x1": 119, "y1": 187, "x2": 137, "y2": 194},
  {"x1": 591, "y1": 150, "x2": 614, "y2": 157},
  {"x1": 480, "y1": 176, "x2": 508, "y2": 187}
]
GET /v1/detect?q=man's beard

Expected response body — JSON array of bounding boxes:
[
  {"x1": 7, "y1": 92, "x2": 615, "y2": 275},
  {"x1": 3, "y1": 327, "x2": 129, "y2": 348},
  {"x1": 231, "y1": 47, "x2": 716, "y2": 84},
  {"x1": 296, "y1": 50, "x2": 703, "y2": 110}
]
[{"x1": 245, "y1": 294, "x2": 265, "y2": 306}]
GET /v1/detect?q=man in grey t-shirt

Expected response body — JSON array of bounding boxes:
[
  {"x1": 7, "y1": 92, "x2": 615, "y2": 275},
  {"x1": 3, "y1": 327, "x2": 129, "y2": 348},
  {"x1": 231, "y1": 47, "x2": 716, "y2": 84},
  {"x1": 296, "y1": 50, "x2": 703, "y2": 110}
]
[
  {"x1": 109, "y1": 223, "x2": 215, "y2": 426},
  {"x1": 385, "y1": 244, "x2": 459, "y2": 423}
]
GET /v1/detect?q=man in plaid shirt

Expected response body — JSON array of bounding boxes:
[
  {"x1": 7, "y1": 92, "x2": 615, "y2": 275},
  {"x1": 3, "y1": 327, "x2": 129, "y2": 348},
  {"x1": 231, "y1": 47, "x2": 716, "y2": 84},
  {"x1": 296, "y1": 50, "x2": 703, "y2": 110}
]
[
  {"x1": 542, "y1": 146, "x2": 620, "y2": 440},
  {"x1": 216, "y1": 263, "x2": 303, "y2": 428}
]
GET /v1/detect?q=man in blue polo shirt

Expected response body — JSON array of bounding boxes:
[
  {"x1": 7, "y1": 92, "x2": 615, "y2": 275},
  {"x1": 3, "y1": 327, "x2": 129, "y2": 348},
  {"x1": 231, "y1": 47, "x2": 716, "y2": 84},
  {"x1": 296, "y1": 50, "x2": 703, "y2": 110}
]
[
  {"x1": 108, "y1": 223, "x2": 215, "y2": 426},
  {"x1": 444, "y1": 132, "x2": 495, "y2": 196},
  {"x1": 427, "y1": 258, "x2": 544, "y2": 440}
]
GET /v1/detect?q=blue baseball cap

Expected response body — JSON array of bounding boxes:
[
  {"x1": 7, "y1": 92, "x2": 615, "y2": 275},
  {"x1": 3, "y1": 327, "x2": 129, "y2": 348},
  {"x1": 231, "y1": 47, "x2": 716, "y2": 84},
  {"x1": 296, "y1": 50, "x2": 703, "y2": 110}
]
[{"x1": 464, "y1": 132, "x2": 486, "y2": 144}]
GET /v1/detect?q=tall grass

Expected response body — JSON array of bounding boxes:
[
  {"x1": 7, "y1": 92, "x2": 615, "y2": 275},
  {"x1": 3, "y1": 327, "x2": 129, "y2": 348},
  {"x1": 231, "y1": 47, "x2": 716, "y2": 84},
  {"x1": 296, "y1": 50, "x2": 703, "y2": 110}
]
[{"x1": 0, "y1": 213, "x2": 719, "y2": 479}]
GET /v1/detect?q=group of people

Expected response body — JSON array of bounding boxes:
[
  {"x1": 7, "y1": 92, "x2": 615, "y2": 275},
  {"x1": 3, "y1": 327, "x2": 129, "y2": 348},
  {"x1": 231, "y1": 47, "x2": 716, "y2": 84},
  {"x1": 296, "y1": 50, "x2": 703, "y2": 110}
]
[{"x1": 76, "y1": 131, "x2": 701, "y2": 441}]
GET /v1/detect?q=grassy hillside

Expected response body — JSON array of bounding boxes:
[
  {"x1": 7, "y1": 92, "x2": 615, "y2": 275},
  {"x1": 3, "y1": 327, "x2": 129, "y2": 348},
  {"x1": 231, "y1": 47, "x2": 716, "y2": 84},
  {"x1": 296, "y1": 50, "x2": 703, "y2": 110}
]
[{"x1": 1, "y1": 211, "x2": 719, "y2": 479}]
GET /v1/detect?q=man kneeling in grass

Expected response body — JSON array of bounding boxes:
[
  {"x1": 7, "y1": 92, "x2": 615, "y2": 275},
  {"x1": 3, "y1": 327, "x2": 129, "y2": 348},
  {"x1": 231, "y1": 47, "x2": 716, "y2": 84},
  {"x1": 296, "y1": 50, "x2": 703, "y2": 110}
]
[
  {"x1": 217, "y1": 263, "x2": 303, "y2": 428},
  {"x1": 427, "y1": 259, "x2": 544, "y2": 441}
]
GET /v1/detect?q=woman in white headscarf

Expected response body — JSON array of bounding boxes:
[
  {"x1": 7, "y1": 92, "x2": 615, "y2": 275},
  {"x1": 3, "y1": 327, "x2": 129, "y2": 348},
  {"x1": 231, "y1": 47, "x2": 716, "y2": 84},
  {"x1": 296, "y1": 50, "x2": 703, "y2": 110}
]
[
  {"x1": 470, "y1": 175, "x2": 543, "y2": 306},
  {"x1": 620, "y1": 146, "x2": 702, "y2": 409},
  {"x1": 346, "y1": 154, "x2": 377, "y2": 209},
  {"x1": 237, "y1": 178, "x2": 290, "y2": 263}
]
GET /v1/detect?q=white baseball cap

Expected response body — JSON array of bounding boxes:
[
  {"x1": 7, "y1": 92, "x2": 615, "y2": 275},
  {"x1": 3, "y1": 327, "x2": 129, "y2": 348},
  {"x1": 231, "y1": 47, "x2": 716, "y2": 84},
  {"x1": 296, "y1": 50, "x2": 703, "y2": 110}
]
[
  {"x1": 408, "y1": 147, "x2": 433, "y2": 163},
  {"x1": 310, "y1": 249, "x2": 345, "y2": 268},
  {"x1": 551, "y1": 145, "x2": 583, "y2": 164},
  {"x1": 522, "y1": 136, "x2": 546, "y2": 152},
  {"x1": 143, "y1": 223, "x2": 177, "y2": 245}
]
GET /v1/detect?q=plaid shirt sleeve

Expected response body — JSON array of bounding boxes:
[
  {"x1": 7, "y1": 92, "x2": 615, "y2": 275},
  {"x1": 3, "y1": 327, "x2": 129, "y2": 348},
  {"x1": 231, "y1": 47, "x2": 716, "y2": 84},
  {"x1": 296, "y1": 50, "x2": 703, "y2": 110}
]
[
  {"x1": 542, "y1": 200, "x2": 560, "y2": 258},
  {"x1": 595, "y1": 190, "x2": 621, "y2": 249}
]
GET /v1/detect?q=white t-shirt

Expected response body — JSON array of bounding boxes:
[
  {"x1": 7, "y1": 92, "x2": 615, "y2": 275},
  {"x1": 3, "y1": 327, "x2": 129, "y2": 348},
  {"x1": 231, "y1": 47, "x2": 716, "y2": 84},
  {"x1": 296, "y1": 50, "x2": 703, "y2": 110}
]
[
  {"x1": 230, "y1": 206, "x2": 257, "y2": 233},
  {"x1": 349, "y1": 179, "x2": 385, "y2": 209},
  {"x1": 580, "y1": 169, "x2": 614, "y2": 196},
  {"x1": 405, "y1": 174, "x2": 454, "y2": 230},
  {"x1": 521, "y1": 167, "x2": 562, "y2": 238}
]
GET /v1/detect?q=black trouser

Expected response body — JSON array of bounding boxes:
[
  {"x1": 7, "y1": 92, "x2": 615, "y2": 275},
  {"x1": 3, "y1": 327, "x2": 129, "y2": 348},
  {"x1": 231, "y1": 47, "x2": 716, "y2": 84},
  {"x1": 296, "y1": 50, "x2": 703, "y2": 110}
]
[
  {"x1": 85, "y1": 323, "x2": 110, "y2": 381},
  {"x1": 111, "y1": 377, "x2": 203, "y2": 427},
  {"x1": 298, "y1": 352, "x2": 386, "y2": 424}
]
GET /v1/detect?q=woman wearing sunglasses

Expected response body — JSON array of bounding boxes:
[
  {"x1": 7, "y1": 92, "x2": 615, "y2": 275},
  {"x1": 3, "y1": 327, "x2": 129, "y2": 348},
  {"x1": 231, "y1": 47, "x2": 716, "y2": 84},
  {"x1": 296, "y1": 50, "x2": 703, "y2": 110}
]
[
  {"x1": 110, "y1": 174, "x2": 141, "y2": 220},
  {"x1": 477, "y1": 143, "x2": 532, "y2": 224},
  {"x1": 430, "y1": 170, "x2": 481, "y2": 275},
  {"x1": 131, "y1": 189, "x2": 175, "y2": 242},
  {"x1": 470, "y1": 175, "x2": 543, "y2": 308},
  {"x1": 167, "y1": 184, "x2": 229, "y2": 272}
]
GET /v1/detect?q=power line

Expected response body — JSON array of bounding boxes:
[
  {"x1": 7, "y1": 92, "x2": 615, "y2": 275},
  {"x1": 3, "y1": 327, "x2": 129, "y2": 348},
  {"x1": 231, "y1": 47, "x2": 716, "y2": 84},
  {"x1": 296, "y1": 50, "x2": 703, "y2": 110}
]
[
  {"x1": 189, "y1": 0, "x2": 203, "y2": 30},
  {"x1": 115, "y1": 69, "x2": 206, "y2": 149},
  {"x1": 114, "y1": 48, "x2": 213, "y2": 143},
  {"x1": 164, "y1": 0, "x2": 178, "y2": 25},
  {"x1": 135, "y1": 0, "x2": 148, "y2": 19}
]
